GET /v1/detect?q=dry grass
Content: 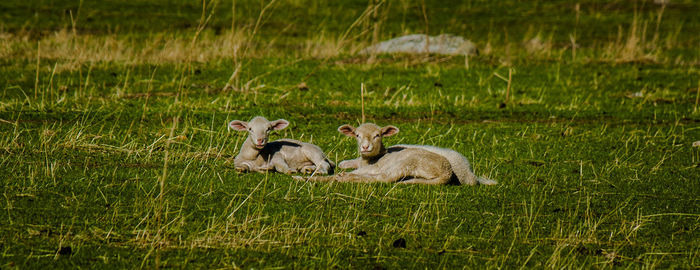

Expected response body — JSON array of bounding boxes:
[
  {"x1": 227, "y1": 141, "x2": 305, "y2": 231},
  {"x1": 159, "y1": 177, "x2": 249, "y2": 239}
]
[
  {"x1": 0, "y1": 30, "x2": 375, "y2": 73},
  {"x1": 598, "y1": 4, "x2": 675, "y2": 64},
  {"x1": 0, "y1": 30, "x2": 252, "y2": 70}
]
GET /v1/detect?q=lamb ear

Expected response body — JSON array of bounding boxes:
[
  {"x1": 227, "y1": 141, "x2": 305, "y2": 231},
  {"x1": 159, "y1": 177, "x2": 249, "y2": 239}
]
[
  {"x1": 270, "y1": 119, "x2": 289, "y2": 130},
  {"x1": 338, "y1": 124, "x2": 356, "y2": 137},
  {"x1": 229, "y1": 120, "x2": 248, "y2": 131},
  {"x1": 381, "y1": 125, "x2": 399, "y2": 137}
]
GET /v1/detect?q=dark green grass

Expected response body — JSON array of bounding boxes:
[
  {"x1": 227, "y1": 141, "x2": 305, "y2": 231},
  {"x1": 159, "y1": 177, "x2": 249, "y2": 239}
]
[{"x1": 1, "y1": 0, "x2": 699, "y2": 268}]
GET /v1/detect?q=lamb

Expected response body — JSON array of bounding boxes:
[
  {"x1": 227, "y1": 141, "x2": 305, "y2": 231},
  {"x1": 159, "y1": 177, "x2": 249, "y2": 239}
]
[
  {"x1": 229, "y1": 116, "x2": 334, "y2": 174},
  {"x1": 391, "y1": 144, "x2": 497, "y2": 185},
  {"x1": 295, "y1": 123, "x2": 496, "y2": 185},
  {"x1": 335, "y1": 124, "x2": 496, "y2": 185}
]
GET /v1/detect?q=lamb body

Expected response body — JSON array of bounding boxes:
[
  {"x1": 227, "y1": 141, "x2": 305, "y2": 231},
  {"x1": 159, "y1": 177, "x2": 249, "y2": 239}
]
[
  {"x1": 229, "y1": 116, "x2": 334, "y2": 174},
  {"x1": 336, "y1": 124, "x2": 496, "y2": 185},
  {"x1": 392, "y1": 144, "x2": 496, "y2": 185},
  {"x1": 299, "y1": 123, "x2": 496, "y2": 185}
]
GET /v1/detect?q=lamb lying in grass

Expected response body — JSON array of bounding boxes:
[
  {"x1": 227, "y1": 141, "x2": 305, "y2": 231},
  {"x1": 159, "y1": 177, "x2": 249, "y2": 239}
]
[
  {"x1": 229, "y1": 116, "x2": 334, "y2": 174},
  {"x1": 391, "y1": 144, "x2": 497, "y2": 185},
  {"x1": 295, "y1": 123, "x2": 496, "y2": 185}
]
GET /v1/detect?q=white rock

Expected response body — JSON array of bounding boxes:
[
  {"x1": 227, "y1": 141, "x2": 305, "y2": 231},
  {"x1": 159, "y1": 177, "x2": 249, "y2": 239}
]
[
  {"x1": 360, "y1": 34, "x2": 476, "y2": 56},
  {"x1": 628, "y1": 91, "x2": 644, "y2": 98}
]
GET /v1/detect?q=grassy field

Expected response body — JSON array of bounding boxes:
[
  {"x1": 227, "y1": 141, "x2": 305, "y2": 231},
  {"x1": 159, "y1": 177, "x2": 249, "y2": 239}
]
[{"x1": 1, "y1": 0, "x2": 699, "y2": 268}]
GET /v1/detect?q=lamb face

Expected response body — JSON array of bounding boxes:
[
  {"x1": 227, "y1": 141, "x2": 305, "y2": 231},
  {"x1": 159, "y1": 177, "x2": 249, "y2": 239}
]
[
  {"x1": 229, "y1": 116, "x2": 289, "y2": 149},
  {"x1": 338, "y1": 123, "x2": 398, "y2": 159}
]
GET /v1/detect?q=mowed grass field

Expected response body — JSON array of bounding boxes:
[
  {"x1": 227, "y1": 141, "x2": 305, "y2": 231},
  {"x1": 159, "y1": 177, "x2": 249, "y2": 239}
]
[{"x1": 1, "y1": 0, "x2": 699, "y2": 268}]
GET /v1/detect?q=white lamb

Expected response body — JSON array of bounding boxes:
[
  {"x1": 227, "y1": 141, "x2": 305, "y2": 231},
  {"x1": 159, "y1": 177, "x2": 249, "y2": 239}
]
[
  {"x1": 229, "y1": 116, "x2": 334, "y2": 174},
  {"x1": 296, "y1": 123, "x2": 496, "y2": 185}
]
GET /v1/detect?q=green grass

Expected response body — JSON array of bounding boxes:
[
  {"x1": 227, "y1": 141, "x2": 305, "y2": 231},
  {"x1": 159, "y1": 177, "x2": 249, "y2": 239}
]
[{"x1": 1, "y1": 0, "x2": 699, "y2": 268}]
